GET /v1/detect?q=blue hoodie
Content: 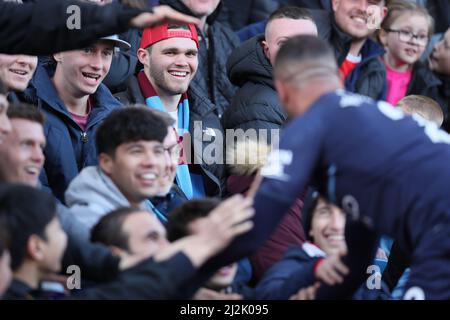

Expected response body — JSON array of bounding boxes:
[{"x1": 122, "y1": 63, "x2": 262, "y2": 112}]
[{"x1": 22, "y1": 63, "x2": 122, "y2": 202}]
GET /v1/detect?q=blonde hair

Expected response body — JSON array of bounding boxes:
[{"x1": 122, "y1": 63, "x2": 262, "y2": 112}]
[{"x1": 398, "y1": 95, "x2": 444, "y2": 126}]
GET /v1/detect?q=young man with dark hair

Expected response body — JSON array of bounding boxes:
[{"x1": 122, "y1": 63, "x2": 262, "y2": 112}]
[
  {"x1": 250, "y1": 34, "x2": 450, "y2": 299},
  {"x1": 65, "y1": 106, "x2": 181, "y2": 229},
  {"x1": 1, "y1": 185, "x2": 68, "y2": 300}
]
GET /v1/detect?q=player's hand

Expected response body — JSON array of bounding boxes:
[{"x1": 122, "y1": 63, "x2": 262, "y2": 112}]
[{"x1": 129, "y1": 5, "x2": 200, "y2": 29}]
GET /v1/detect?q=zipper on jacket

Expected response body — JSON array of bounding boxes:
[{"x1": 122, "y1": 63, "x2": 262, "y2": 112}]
[{"x1": 80, "y1": 132, "x2": 88, "y2": 143}]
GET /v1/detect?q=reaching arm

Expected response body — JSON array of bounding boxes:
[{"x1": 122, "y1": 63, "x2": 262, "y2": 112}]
[{"x1": 0, "y1": 0, "x2": 199, "y2": 55}]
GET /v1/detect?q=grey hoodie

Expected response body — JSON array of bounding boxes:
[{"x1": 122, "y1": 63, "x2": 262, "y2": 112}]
[{"x1": 65, "y1": 166, "x2": 146, "y2": 230}]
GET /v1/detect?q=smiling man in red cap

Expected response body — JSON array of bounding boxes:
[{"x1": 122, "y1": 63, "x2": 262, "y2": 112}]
[{"x1": 116, "y1": 23, "x2": 225, "y2": 200}]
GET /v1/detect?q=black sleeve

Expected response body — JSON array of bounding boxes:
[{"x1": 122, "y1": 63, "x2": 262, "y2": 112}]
[
  {"x1": 72, "y1": 253, "x2": 197, "y2": 299},
  {"x1": 56, "y1": 201, "x2": 121, "y2": 283},
  {"x1": 382, "y1": 241, "x2": 411, "y2": 291},
  {"x1": 0, "y1": 0, "x2": 143, "y2": 55}
]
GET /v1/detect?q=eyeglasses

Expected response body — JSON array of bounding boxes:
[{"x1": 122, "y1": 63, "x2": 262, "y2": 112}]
[
  {"x1": 385, "y1": 29, "x2": 428, "y2": 46},
  {"x1": 163, "y1": 142, "x2": 182, "y2": 160}
]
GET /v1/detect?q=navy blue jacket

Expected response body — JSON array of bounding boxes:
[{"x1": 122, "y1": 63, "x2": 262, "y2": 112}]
[
  {"x1": 21, "y1": 63, "x2": 122, "y2": 202},
  {"x1": 254, "y1": 243, "x2": 322, "y2": 300},
  {"x1": 252, "y1": 90, "x2": 450, "y2": 298}
]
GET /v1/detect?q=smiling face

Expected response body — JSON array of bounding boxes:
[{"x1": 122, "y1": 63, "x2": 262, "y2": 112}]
[
  {"x1": 309, "y1": 198, "x2": 347, "y2": 256},
  {"x1": 138, "y1": 37, "x2": 198, "y2": 97},
  {"x1": 380, "y1": 13, "x2": 429, "y2": 68},
  {"x1": 99, "y1": 140, "x2": 168, "y2": 206},
  {"x1": 263, "y1": 18, "x2": 318, "y2": 66},
  {"x1": 332, "y1": 0, "x2": 387, "y2": 40},
  {"x1": 0, "y1": 118, "x2": 45, "y2": 186},
  {"x1": 53, "y1": 41, "x2": 113, "y2": 98},
  {"x1": 0, "y1": 54, "x2": 37, "y2": 92},
  {"x1": 429, "y1": 28, "x2": 450, "y2": 75}
]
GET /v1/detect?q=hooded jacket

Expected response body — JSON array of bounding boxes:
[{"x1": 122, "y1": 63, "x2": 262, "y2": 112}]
[
  {"x1": 21, "y1": 63, "x2": 122, "y2": 202},
  {"x1": 115, "y1": 74, "x2": 225, "y2": 197},
  {"x1": 222, "y1": 35, "x2": 286, "y2": 144},
  {"x1": 65, "y1": 166, "x2": 146, "y2": 230},
  {"x1": 159, "y1": 0, "x2": 240, "y2": 117}
]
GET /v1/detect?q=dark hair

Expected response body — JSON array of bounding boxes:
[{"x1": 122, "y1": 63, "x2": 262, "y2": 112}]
[
  {"x1": 268, "y1": 6, "x2": 314, "y2": 23},
  {"x1": 302, "y1": 189, "x2": 320, "y2": 241},
  {"x1": 7, "y1": 103, "x2": 45, "y2": 125},
  {"x1": 274, "y1": 35, "x2": 336, "y2": 79},
  {"x1": 96, "y1": 105, "x2": 174, "y2": 156},
  {"x1": 166, "y1": 198, "x2": 220, "y2": 242},
  {"x1": 0, "y1": 185, "x2": 56, "y2": 271},
  {"x1": 90, "y1": 207, "x2": 142, "y2": 251}
]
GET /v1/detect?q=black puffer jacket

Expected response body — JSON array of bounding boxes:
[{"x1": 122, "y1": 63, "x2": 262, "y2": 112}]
[
  {"x1": 159, "y1": 0, "x2": 240, "y2": 117},
  {"x1": 219, "y1": 0, "x2": 280, "y2": 31},
  {"x1": 115, "y1": 75, "x2": 225, "y2": 197},
  {"x1": 222, "y1": 35, "x2": 286, "y2": 144},
  {"x1": 313, "y1": 10, "x2": 387, "y2": 100},
  {"x1": 281, "y1": 0, "x2": 331, "y2": 11},
  {"x1": 436, "y1": 73, "x2": 450, "y2": 132},
  {"x1": 407, "y1": 62, "x2": 447, "y2": 118}
]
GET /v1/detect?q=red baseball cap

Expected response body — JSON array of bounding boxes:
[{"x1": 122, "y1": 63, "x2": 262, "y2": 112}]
[{"x1": 140, "y1": 23, "x2": 199, "y2": 49}]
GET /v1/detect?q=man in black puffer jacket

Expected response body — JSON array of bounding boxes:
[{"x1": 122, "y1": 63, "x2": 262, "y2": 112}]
[
  {"x1": 222, "y1": 7, "x2": 318, "y2": 143},
  {"x1": 159, "y1": 0, "x2": 240, "y2": 117}
]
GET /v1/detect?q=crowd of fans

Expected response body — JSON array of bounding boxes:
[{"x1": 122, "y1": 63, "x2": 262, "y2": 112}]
[{"x1": 0, "y1": 0, "x2": 449, "y2": 300}]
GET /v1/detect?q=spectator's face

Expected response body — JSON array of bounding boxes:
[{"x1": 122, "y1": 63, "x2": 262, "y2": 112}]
[
  {"x1": 122, "y1": 211, "x2": 169, "y2": 257},
  {"x1": 429, "y1": 29, "x2": 450, "y2": 75},
  {"x1": 158, "y1": 127, "x2": 179, "y2": 196},
  {"x1": 53, "y1": 42, "x2": 113, "y2": 97},
  {"x1": 139, "y1": 37, "x2": 198, "y2": 96},
  {"x1": 0, "y1": 250, "x2": 12, "y2": 296},
  {"x1": 380, "y1": 13, "x2": 429, "y2": 67},
  {"x1": 181, "y1": 0, "x2": 220, "y2": 18},
  {"x1": 332, "y1": 0, "x2": 387, "y2": 40},
  {"x1": 0, "y1": 54, "x2": 37, "y2": 92},
  {"x1": 309, "y1": 198, "x2": 346, "y2": 256},
  {"x1": 206, "y1": 263, "x2": 238, "y2": 290},
  {"x1": 0, "y1": 94, "x2": 11, "y2": 146},
  {"x1": 99, "y1": 140, "x2": 167, "y2": 205},
  {"x1": 263, "y1": 18, "x2": 318, "y2": 66},
  {"x1": 38, "y1": 217, "x2": 67, "y2": 274},
  {"x1": 0, "y1": 119, "x2": 45, "y2": 187}
]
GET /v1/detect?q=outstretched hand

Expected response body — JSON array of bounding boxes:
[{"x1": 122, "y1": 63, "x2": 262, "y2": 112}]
[{"x1": 129, "y1": 5, "x2": 200, "y2": 29}]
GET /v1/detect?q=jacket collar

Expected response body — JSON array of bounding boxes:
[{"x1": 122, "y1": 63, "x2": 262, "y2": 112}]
[{"x1": 27, "y1": 63, "x2": 120, "y2": 122}]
